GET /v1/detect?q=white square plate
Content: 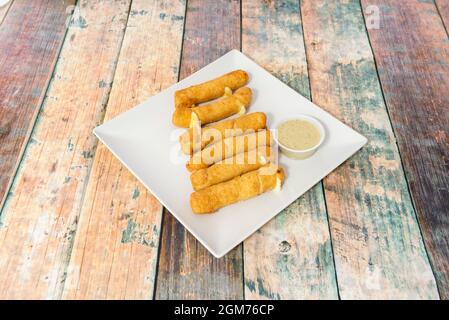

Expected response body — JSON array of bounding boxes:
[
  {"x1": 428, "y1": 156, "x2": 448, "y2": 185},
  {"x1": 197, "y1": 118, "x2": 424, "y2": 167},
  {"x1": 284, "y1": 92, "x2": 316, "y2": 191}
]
[{"x1": 94, "y1": 50, "x2": 367, "y2": 258}]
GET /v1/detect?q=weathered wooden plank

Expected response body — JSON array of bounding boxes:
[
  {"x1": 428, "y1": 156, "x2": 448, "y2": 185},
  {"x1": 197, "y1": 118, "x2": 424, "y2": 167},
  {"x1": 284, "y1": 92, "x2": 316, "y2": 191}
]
[
  {"x1": 62, "y1": 0, "x2": 186, "y2": 300},
  {"x1": 155, "y1": 0, "x2": 243, "y2": 300},
  {"x1": 435, "y1": 0, "x2": 449, "y2": 33},
  {"x1": 241, "y1": 0, "x2": 338, "y2": 300},
  {"x1": 362, "y1": 0, "x2": 449, "y2": 299},
  {"x1": 301, "y1": 0, "x2": 439, "y2": 299},
  {"x1": 0, "y1": 0, "x2": 131, "y2": 299},
  {"x1": 0, "y1": 0, "x2": 13, "y2": 24},
  {"x1": 0, "y1": 0, "x2": 75, "y2": 209}
]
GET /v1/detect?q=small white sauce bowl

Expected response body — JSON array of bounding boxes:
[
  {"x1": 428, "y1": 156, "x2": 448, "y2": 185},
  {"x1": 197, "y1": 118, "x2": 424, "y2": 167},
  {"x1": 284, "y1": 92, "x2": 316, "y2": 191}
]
[{"x1": 273, "y1": 115, "x2": 326, "y2": 160}]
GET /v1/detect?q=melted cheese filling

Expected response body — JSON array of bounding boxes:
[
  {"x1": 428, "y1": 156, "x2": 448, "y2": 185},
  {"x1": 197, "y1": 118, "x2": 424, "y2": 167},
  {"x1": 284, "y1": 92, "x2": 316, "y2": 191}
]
[
  {"x1": 235, "y1": 100, "x2": 246, "y2": 116},
  {"x1": 274, "y1": 176, "x2": 282, "y2": 192},
  {"x1": 223, "y1": 87, "x2": 233, "y2": 97},
  {"x1": 189, "y1": 111, "x2": 201, "y2": 128}
]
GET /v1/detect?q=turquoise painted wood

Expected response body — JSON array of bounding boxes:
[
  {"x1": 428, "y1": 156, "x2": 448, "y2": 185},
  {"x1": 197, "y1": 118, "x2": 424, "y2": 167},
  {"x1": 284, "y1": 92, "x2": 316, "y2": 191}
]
[
  {"x1": 301, "y1": 0, "x2": 439, "y2": 299},
  {"x1": 0, "y1": 0, "x2": 75, "y2": 209},
  {"x1": 241, "y1": 0, "x2": 338, "y2": 300},
  {"x1": 0, "y1": 0, "x2": 132, "y2": 299},
  {"x1": 62, "y1": 0, "x2": 186, "y2": 299},
  {"x1": 362, "y1": 0, "x2": 449, "y2": 299}
]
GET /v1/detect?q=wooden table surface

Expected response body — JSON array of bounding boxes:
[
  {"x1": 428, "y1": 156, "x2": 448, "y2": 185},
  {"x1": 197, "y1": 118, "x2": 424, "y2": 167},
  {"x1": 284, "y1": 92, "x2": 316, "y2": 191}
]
[{"x1": 0, "y1": 0, "x2": 447, "y2": 300}]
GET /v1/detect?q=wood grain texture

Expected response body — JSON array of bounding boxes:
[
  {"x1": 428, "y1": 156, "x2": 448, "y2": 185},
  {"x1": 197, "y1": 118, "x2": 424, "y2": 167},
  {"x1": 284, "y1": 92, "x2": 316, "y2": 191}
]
[
  {"x1": 0, "y1": 0, "x2": 13, "y2": 24},
  {"x1": 155, "y1": 0, "x2": 244, "y2": 300},
  {"x1": 435, "y1": 0, "x2": 449, "y2": 33},
  {"x1": 0, "y1": 0, "x2": 131, "y2": 299},
  {"x1": 241, "y1": 0, "x2": 338, "y2": 300},
  {"x1": 63, "y1": 0, "x2": 186, "y2": 300},
  {"x1": 301, "y1": 0, "x2": 439, "y2": 299},
  {"x1": 362, "y1": 0, "x2": 449, "y2": 299},
  {"x1": 0, "y1": 0, "x2": 74, "y2": 209}
]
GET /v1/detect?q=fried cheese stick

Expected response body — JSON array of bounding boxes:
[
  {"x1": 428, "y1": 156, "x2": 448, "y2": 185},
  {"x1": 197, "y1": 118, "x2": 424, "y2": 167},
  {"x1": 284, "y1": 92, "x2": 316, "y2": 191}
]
[
  {"x1": 190, "y1": 146, "x2": 272, "y2": 191},
  {"x1": 175, "y1": 70, "x2": 249, "y2": 108},
  {"x1": 179, "y1": 112, "x2": 267, "y2": 155},
  {"x1": 172, "y1": 87, "x2": 252, "y2": 128},
  {"x1": 190, "y1": 166, "x2": 285, "y2": 214},
  {"x1": 187, "y1": 130, "x2": 272, "y2": 172}
]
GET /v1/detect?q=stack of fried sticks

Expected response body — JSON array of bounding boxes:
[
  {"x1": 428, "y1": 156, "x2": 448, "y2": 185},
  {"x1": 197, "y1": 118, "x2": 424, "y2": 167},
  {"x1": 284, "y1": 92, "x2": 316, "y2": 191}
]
[{"x1": 172, "y1": 70, "x2": 285, "y2": 213}]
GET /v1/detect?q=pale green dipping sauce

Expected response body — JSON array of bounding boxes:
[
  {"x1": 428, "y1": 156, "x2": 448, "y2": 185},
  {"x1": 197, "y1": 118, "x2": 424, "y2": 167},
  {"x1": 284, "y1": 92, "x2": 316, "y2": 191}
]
[{"x1": 278, "y1": 120, "x2": 321, "y2": 150}]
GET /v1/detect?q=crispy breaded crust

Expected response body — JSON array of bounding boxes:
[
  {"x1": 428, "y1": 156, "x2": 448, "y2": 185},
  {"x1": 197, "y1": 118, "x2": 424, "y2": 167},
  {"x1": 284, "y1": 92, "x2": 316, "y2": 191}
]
[
  {"x1": 174, "y1": 70, "x2": 249, "y2": 108},
  {"x1": 187, "y1": 130, "x2": 272, "y2": 172},
  {"x1": 179, "y1": 112, "x2": 267, "y2": 155},
  {"x1": 190, "y1": 166, "x2": 285, "y2": 213},
  {"x1": 172, "y1": 87, "x2": 252, "y2": 128},
  {"x1": 190, "y1": 146, "x2": 271, "y2": 191}
]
